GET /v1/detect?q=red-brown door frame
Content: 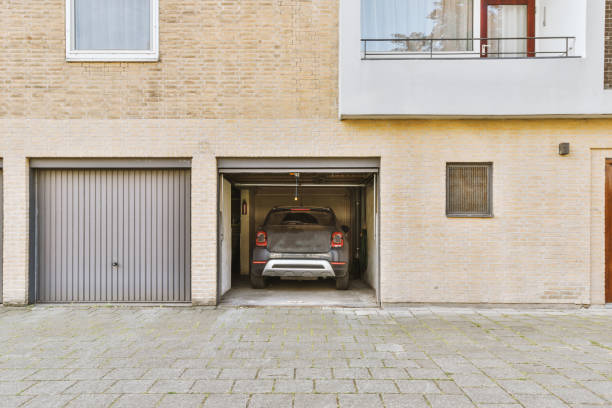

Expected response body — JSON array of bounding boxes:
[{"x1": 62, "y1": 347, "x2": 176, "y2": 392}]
[
  {"x1": 606, "y1": 160, "x2": 612, "y2": 303},
  {"x1": 480, "y1": 0, "x2": 536, "y2": 57}
]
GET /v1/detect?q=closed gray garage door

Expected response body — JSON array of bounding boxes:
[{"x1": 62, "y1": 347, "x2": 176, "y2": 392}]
[{"x1": 34, "y1": 168, "x2": 191, "y2": 303}]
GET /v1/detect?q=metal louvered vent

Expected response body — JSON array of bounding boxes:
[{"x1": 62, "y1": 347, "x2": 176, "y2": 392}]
[{"x1": 446, "y1": 163, "x2": 493, "y2": 217}]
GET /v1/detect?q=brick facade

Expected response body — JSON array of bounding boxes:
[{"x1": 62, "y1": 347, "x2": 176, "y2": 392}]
[
  {"x1": 0, "y1": 1, "x2": 611, "y2": 305},
  {"x1": 0, "y1": 0, "x2": 338, "y2": 119}
]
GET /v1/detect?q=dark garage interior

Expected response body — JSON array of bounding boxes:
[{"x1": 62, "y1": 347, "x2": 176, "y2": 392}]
[{"x1": 217, "y1": 160, "x2": 380, "y2": 307}]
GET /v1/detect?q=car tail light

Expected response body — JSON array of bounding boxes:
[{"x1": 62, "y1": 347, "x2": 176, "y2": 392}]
[
  {"x1": 331, "y1": 232, "x2": 344, "y2": 248},
  {"x1": 255, "y1": 231, "x2": 267, "y2": 247}
]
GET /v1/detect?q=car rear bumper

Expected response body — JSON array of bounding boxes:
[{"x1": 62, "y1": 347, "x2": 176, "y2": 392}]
[
  {"x1": 254, "y1": 259, "x2": 348, "y2": 279},
  {"x1": 262, "y1": 259, "x2": 335, "y2": 278}
]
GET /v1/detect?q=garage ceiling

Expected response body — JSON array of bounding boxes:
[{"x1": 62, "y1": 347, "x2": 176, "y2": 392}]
[{"x1": 223, "y1": 172, "x2": 374, "y2": 186}]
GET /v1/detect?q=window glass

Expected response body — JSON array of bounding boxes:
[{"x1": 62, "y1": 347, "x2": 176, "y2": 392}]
[
  {"x1": 487, "y1": 5, "x2": 528, "y2": 57},
  {"x1": 265, "y1": 210, "x2": 335, "y2": 226},
  {"x1": 361, "y1": 0, "x2": 473, "y2": 52},
  {"x1": 74, "y1": 0, "x2": 150, "y2": 50}
]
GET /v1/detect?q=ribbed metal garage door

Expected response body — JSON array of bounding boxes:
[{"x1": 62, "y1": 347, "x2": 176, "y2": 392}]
[{"x1": 35, "y1": 169, "x2": 191, "y2": 303}]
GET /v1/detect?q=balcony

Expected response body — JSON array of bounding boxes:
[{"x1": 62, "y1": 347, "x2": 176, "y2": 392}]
[
  {"x1": 359, "y1": 0, "x2": 585, "y2": 60},
  {"x1": 338, "y1": 0, "x2": 612, "y2": 118},
  {"x1": 361, "y1": 36, "x2": 579, "y2": 60}
]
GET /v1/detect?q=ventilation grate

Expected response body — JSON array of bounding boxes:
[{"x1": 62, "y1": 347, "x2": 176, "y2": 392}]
[{"x1": 446, "y1": 163, "x2": 493, "y2": 217}]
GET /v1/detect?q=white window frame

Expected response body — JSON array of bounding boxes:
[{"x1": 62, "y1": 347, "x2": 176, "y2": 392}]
[{"x1": 65, "y1": 0, "x2": 159, "y2": 62}]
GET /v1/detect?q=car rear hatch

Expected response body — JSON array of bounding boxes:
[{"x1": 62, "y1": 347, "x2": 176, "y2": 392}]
[{"x1": 266, "y1": 225, "x2": 332, "y2": 253}]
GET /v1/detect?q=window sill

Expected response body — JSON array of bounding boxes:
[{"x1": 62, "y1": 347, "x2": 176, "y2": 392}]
[{"x1": 66, "y1": 51, "x2": 159, "y2": 62}]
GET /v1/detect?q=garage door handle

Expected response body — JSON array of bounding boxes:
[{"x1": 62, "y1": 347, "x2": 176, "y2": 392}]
[{"x1": 112, "y1": 262, "x2": 119, "y2": 268}]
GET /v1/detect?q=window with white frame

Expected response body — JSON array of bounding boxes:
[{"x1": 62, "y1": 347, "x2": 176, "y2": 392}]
[{"x1": 66, "y1": 0, "x2": 159, "y2": 62}]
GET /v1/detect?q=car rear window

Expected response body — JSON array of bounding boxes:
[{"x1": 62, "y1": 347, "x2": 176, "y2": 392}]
[{"x1": 265, "y1": 210, "x2": 335, "y2": 226}]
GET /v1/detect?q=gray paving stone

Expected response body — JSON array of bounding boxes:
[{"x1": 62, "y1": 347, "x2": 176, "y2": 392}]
[
  {"x1": 315, "y1": 379, "x2": 356, "y2": 393},
  {"x1": 349, "y1": 358, "x2": 384, "y2": 368},
  {"x1": 274, "y1": 379, "x2": 313, "y2": 393},
  {"x1": 21, "y1": 395, "x2": 75, "y2": 408},
  {"x1": 334, "y1": 368, "x2": 371, "y2": 379},
  {"x1": 396, "y1": 379, "x2": 442, "y2": 394},
  {"x1": 499, "y1": 380, "x2": 550, "y2": 394},
  {"x1": 219, "y1": 368, "x2": 258, "y2": 379},
  {"x1": 530, "y1": 374, "x2": 576, "y2": 388},
  {"x1": 549, "y1": 387, "x2": 606, "y2": 404},
  {"x1": 514, "y1": 394, "x2": 571, "y2": 408},
  {"x1": 249, "y1": 394, "x2": 293, "y2": 408},
  {"x1": 202, "y1": 394, "x2": 249, "y2": 408},
  {"x1": 463, "y1": 386, "x2": 516, "y2": 403},
  {"x1": 0, "y1": 381, "x2": 35, "y2": 395},
  {"x1": 0, "y1": 370, "x2": 37, "y2": 381},
  {"x1": 408, "y1": 368, "x2": 449, "y2": 379},
  {"x1": 62, "y1": 379, "x2": 114, "y2": 394},
  {"x1": 141, "y1": 368, "x2": 185, "y2": 380},
  {"x1": 65, "y1": 394, "x2": 117, "y2": 408},
  {"x1": 106, "y1": 379, "x2": 155, "y2": 393},
  {"x1": 258, "y1": 368, "x2": 293, "y2": 379},
  {"x1": 21, "y1": 381, "x2": 75, "y2": 395},
  {"x1": 191, "y1": 379, "x2": 233, "y2": 393},
  {"x1": 103, "y1": 368, "x2": 147, "y2": 380},
  {"x1": 27, "y1": 369, "x2": 73, "y2": 381},
  {"x1": 112, "y1": 394, "x2": 162, "y2": 408},
  {"x1": 356, "y1": 379, "x2": 398, "y2": 393},
  {"x1": 339, "y1": 393, "x2": 383, "y2": 408},
  {"x1": 181, "y1": 368, "x2": 220, "y2": 379},
  {"x1": 0, "y1": 396, "x2": 32, "y2": 408},
  {"x1": 148, "y1": 379, "x2": 195, "y2": 393},
  {"x1": 452, "y1": 374, "x2": 497, "y2": 387},
  {"x1": 580, "y1": 380, "x2": 612, "y2": 399},
  {"x1": 65, "y1": 368, "x2": 111, "y2": 380},
  {"x1": 436, "y1": 380, "x2": 463, "y2": 394},
  {"x1": 382, "y1": 394, "x2": 430, "y2": 408},
  {"x1": 296, "y1": 368, "x2": 332, "y2": 379},
  {"x1": 294, "y1": 394, "x2": 337, "y2": 408},
  {"x1": 426, "y1": 394, "x2": 477, "y2": 408},
  {"x1": 157, "y1": 393, "x2": 206, "y2": 408},
  {"x1": 370, "y1": 367, "x2": 409, "y2": 379},
  {"x1": 232, "y1": 379, "x2": 274, "y2": 393}
]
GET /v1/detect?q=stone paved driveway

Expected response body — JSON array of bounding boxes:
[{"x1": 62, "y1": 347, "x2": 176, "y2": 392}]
[{"x1": 0, "y1": 306, "x2": 611, "y2": 408}]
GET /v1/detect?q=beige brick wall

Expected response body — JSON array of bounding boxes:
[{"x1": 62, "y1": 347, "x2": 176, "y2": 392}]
[
  {"x1": 1, "y1": 119, "x2": 611, "y2": 305},
  {"x1": 0, "y1": 0, "x2": 338, "y2": 119},
  {"x1": 1, "y1": 1, "x2": 611, "y2": 305}
]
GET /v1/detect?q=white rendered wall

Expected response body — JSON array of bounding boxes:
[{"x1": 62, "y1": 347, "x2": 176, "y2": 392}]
[{"x1": 340, "y1": 0, "x2": 606, "y2": 117}]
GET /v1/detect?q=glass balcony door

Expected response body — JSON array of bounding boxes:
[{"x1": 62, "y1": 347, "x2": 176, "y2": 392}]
[{"x1": 480, "y1": 0, "x2": 535, "y2": 58}]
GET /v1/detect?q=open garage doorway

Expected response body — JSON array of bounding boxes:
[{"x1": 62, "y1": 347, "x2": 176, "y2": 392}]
[{"x1": 217, "y1": 158, "x2": 380, "y2": 307}]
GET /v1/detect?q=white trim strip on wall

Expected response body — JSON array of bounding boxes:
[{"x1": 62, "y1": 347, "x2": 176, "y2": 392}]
[{"x1": 30, "y1": 158, "x2": 191, "y2": 169}]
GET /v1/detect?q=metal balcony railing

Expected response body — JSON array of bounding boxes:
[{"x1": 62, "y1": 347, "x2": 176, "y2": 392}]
[{"x1": 361, "y1": 36, "x2": 578, "y2": 60}]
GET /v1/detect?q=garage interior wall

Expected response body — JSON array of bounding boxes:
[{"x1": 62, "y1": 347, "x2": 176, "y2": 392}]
[
  {"x1": 364, "y1": 179, "x2": 378, "y2": 291},
  {"x1": 33, "y1": 167, "x2": 191, "y2": 303},
  {"x1": 220, "y1": 176, "x2": 232, "y2": 295}
]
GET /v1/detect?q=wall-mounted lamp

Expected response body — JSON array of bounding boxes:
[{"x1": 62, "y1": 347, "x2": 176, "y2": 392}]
[{"x1": 559, "y1": 143, "x2": 570, "y2": 156}]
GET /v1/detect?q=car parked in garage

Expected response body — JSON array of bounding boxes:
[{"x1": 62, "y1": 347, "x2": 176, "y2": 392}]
[{"x1": 251, "y1": 207, "x2": 350, "y2": 290}]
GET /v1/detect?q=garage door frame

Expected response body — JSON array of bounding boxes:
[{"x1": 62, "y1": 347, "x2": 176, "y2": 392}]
[
  {"x1": 217, "y1": 157, "x2": 381, "y2": 305},
  {"x1": 30, "y1": 158, "x2": 191, "y2": 304}
]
